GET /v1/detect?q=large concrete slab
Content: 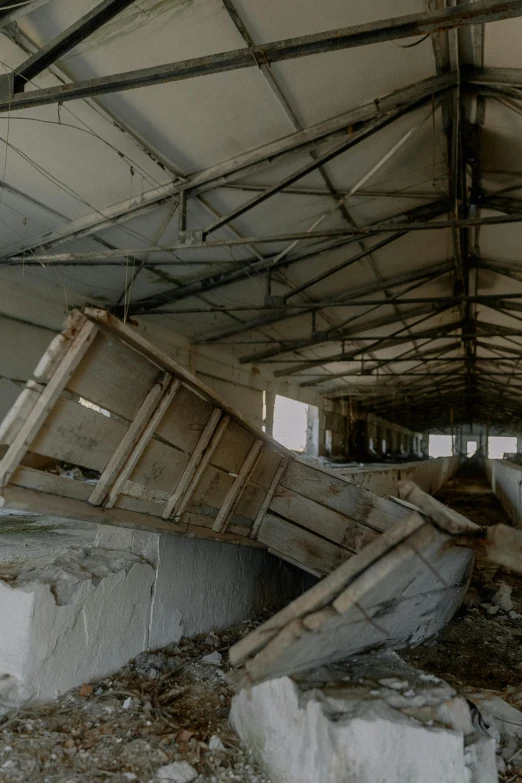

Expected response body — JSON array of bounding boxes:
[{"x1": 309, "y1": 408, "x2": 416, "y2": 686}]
[
  {"x1": 0, "y1": 522, "x2": 309, "y2": 707},
  {"x1": 231, "y1": 651, "x2": 497, "y2": 783},
  {"x1": 0, "y1": 547, "x2": 154, "y2": 705},
  {"x1": 0, "y1": 509, "x2": 96, "y2": 563},
  {"x1": 95, "y1": 525, "x2": 311, "y2": 649}
]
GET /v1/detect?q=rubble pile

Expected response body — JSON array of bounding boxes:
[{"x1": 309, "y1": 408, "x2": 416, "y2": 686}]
[{"x1": 0, "y1": 616, "x2": 271, "y2": 783}]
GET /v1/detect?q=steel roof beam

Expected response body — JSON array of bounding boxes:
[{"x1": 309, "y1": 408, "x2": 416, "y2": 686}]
[
  {"x1": 127, "y1": 200, "x2": 450, "y2": 313},
  {"x1": 464, "y1": 65, "x2": 522, "y2": 87},
  {"x1": 1, "y1": 75, "x2": 453, "y2": 259},
  {"x1": 215, "y1": 329, "x2": 522, "y2": 346},
  {"x1": 203, "y1": 101, "x2": 428, "y2": 237},
  {"x1": 144, "y1": 291, "x2": 522, "y2": 315},
  {"x1": 192, "y1": 260, "x2": 454, "y2": 345},
  {"x1": 17, "y1": 206, "x2": 522, "y2": 268},
  {"x1": 258, "y1": 312, "x2": 461, "y2": 372},
  {"x1": 11, "y1": 0, "x2": 138, "y2": 91},
  {"x1": 221, "y1": 184, "x2": 437, "y2": 200},
  {"x1": 478, "y1": 193, "x2": 522, "y2": 213},
  {"x1": 0, "y1": 2, "x2": 516, "y2": 112},
  {"x1": 339, "y1": 340, "x2": 463, "y2": 376}
]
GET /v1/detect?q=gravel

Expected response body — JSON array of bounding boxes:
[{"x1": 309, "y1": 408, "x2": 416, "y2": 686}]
[{"x1": 0, "y1": 615, "x2": 272, "y2": 783}]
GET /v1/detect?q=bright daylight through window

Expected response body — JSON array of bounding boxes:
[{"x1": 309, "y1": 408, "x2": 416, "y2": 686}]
[
  {"x1": 488, "y1": 436, "x2": 517, "y2": 459},
  {"x1": 428, "y1": 434, "x2": 454, "y2": 458},
  {"x1": 273, "y1": 395, "x2": 308, "y2": 452}
]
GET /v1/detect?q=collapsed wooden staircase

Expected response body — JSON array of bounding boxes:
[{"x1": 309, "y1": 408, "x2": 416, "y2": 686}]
[{"x1": 0, "y1": 308, "x2": 412, "y2": 576}]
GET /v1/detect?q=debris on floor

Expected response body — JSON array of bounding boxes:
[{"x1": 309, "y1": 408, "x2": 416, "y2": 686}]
[
  {"x1": 1, "y1": 465, "x2": 522, "y2": 782},
  {"x1": 0, "y1": 616, "x2": 271, "y2": 783},
  {"x1": 401, "y1": 465, "x2": 522, "y2": 781}
]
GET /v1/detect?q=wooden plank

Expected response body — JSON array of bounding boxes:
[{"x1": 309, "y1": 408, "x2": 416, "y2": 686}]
[
  {"x1": 0, "y1": 317, "x2": 97, "y2": 488},
  {"x1": 232, "y1": 517, "x2": 474, "y2": 684},
  {"x1": 184, "y1": 453, "x2": 279, "y2": 527},
  {"x1": 104, "y1": 378, "x2": 181, "y2": 508},
  {"x1": 257, "y1": 513, "x2": 348, "y2": 576},
  {"x1": 88, "y1": 375, "x2": 169, "y2": 506},
  {"x1": 212, "y1": 439, "x2": 263, "y2": 533},
  {"x1": 185, "y1": 460, "x2": 272, "y2": 527},
  {"x1": 0, "y1": 381, "x2": 42, "y2": 445},
  {"x1": 180, "y1": 509, "x2": 254, "y2": 537},
  {"x1": 233, "y1": 482, "x2": 267, "y2": 528},
  {"x1": 209, "y1": 419, "x2": 256, "y2": 474},
  {"x1": 10, "y1": 464, "x2": 93, "y2": 501},
  {"x1": 162, "y1": 407, "x2": 222, "y2": 519},
  {"x1": 251, "y1": 456, "x2": 288, "y2": 538},
  {"x1": 280, "y1": 460, "x2": 410, "y2": 532},
  {"x1": 30, "y1": 397, "x2": 127, "y2": 471},
  {"x1": 398, "y1": 480, "x2": 478, "y2": 534},
  {"x1": 229, "y1": 513, "x2": 426, "y2": 667},
  {"x1": 114, "y1": 492, "x2": 181, "y2": 520},
  {"x1": 8, "y1": 466, "x2": 259, "y2": 549},
  {"x1": 66, "y1": 329, "x2": 161, "y2": 421},
  {"x1": 84, "y1": 308, "x2": 294, "y2": 457},
  {"x1": 155, "y1": 384, "x2": 215, "y2": 455},
  {"x1": 117, "y1": 439, "x2": 189, "y2": 500},
  {"x1": 167, "y1": 414, "x2": 230, "y2": 519},
  {"x1": 1, "y1": 483, "x2": 263, "y2": 549},
  {"x1": 250, "y1": 447, "x2": 283, "y2": 490},
  {"x1": 190, "y1": 465, "x2": 235, "y2": 517},
  {"x1": 268, "y1": 485, "x2": 379, "y2": 551},
  {"x1": 32, "y1": 310, "x2": 86, "y2": 379}
]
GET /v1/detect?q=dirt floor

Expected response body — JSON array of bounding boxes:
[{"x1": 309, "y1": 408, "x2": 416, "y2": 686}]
[
  {"x1": 401, "y1": 462, "x2": 522, "y2": 782},
  {"x1": 403, "y1": 462, "x2": 522, "y2": 692},
  {"x1": 1, "y1": 462, "x2": 522, "y2": 782}
]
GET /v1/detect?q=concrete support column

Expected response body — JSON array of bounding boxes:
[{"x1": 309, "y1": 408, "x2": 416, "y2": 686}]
[{"x1": 264, "y1": 390, "x2": 275, "y2": 437}]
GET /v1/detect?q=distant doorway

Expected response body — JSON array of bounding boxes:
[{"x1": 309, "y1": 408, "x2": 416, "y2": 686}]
[{"x1": 466, "y1": 441, "x2": 477, "y2": 458}]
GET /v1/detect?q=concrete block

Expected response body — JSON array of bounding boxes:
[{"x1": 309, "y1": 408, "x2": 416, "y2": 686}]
[
  {"x1": 96, "y1": 525, "x2": 310, "y2": 650},
  {"x1": 0, "y1": 524, "x2": 307, "y2": 708},
  {"x1": 0, "y1": 547, "x2": 155, "y2": 705},
  {"x1": 464, "y1": 737, "x2": 498, "y2": 783},
  {"x1": 484, "y1": 459, "x2": 522, "y2": 527},
  {"x1": 150, "y1": 536, "x2": 306, "y2": 646},
  {"x1": 231, "y1": 651, "x2": 497, "y2": 783}
]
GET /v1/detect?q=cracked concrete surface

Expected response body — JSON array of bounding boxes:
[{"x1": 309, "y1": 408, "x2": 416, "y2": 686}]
[
  {"x1": 0, "y1": 547, "x2": 155, "y2": 706},
  {"x1": 231, "y1": 651, "x2": 499, "y2": 783},
  {"x1": 0, "y1": 524, "x2": 308, "y2": 708}
]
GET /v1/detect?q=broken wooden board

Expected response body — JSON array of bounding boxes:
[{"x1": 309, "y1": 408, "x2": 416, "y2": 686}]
[
  {"x1": 229, "y1": 502, "x2": 476, "y2": 685},
  {"x1": 398, "y1": 480, "x2": 522, "y2": 577},
  {"x1": 0, "y1": 308, "x2": 412, "y2": 572}
]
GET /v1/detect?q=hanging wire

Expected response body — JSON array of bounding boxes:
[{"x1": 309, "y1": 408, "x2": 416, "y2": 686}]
[{"x1": 388, "y1": 34, "x2": 431, "y2": 49}]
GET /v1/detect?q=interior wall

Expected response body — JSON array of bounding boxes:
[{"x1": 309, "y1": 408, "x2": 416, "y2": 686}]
[{"x1": 484, "y1": 459, "x2": 522, "y2": 528}]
